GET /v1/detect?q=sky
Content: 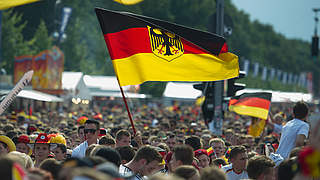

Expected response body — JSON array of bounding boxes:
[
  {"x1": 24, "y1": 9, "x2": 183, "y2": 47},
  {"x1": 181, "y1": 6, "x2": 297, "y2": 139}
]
[{"x1": 231, "y1": 0, "x2": 320, "y2": 42}]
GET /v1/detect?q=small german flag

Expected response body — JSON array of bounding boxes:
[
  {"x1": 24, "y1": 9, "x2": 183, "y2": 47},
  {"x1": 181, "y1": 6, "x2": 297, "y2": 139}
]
[
  {"x1": 95, "y1": 8, "x2": 239, "y2": 86},
  {"x1": 229, "y1": 92, "x2": 272, "y2": 120}
]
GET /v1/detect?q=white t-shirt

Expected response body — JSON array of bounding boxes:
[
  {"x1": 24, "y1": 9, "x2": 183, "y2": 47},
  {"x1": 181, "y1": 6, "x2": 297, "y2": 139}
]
[
  {"x1": 276, "y1": 118, "x2": 309, "y2": 159},
  {"x1": 222, "y1": 164, "x2": 249, "y2": 180}
]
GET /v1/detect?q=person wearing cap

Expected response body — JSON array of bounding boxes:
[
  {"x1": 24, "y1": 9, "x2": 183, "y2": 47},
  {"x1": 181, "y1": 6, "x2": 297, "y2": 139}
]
[
  {"x1": 0, "y1": 135, "x2": 16, "y2": 155},
  {"x1": 194, "y1": 149, "x2": 210, "y2": 169},
  {"x1": 119, "y1": 145, "x2": 163, "y2": 180},
  {"x1": 28, "y1": 133, "x2": 57, "y2": 167},
  {"x1": 72, "y1": 119, "x2": 100, "y2": 158},
  {"x1": 49, "y1": 134, "x2": 67, "y2": 161},
  {"x1": 12, "y1": 135, "x2": 31, "y2": 155}
]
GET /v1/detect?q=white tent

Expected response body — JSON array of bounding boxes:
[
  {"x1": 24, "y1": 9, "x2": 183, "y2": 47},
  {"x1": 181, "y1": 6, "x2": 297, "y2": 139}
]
[
  {"x1": 163, "y1": 82, "x2": 202, "y2": 99},
  {"x1": 0, "y1": 89, "x2": 63, "y2": 102},
  {"x1": 236, "y1": 88, "x2": 312, "y2": 103},
  {"x1": 62, "y1": 72, "x2": 91, "y2": 100},
  {"x1": 163, "y1": 83, "x2": 312, "y2": 103},
  {"x1": 83, "y1": 75, "x2": 148, "y2": 98}
]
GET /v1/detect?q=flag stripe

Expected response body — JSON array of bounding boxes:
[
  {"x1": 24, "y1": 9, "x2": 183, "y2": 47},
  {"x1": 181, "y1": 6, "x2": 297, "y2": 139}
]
[
  {"x1": 95, "y1": 8, "x2": 225, "y2": 55},
  {"x1": 113, "y1": 53, "x2": 239, "y2": 86},
  {"x1": 104, "y1": 27, "x2": 215, "y2": 60},
  {"x1": 229, "y1": 97, "x2": 271, "y2": 109},
  {"x1": 230, "y1": 92, "x2": 271, "y2": 101},
  {"x1": 229, "y1": 105, "x2": 269, "y2": 120}
]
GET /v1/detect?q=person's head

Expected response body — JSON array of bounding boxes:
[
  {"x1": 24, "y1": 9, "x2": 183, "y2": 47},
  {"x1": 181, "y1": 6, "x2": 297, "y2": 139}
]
[
  {"x1": 247, "y1": 155, "x2": 275, "y2": 180},
  {"x1": 27, "y1": 168, "x2": 54, "y2": 180},
  {"x1": 170, "y1": 145, "x2": 194, "y2": 172},
  {"x1": 209, "y1": 138, "x2": 226, "y2": 158},
  {"x1": 34, "y1": 143, "x2": 50, "y2": 161},
  {"x1": 31, "y1": 133, "x2": 55, "y2": 162},
  {"x1": 78, "y1": 125, "x2": 85, "y2": 142},
  {"x1": 184, "y1": 136, "x2": 202, "y2": 151},
  {"x1": 0, "y1": 135, "x2": 16, "y2": 155},
  {"x1": 99, "y1": 136, "x2": 116, "y2": 148},
  {"x1": 229, "y1": 146, "x2": 248, "y2": 173},
  {"x1": 84, "y1": 120, "x2": 100, "y2": 144},
  {"x1": 224, "y1": 129, "x2": 234, "y2": 143},
  {"x1": 131, "y1": 146, "x2": 163, "y2": 176},
  {"x1": 85, "y1": 144, "x2": 99, "y2": 157},
  {"x1": 273, "y1": 113, "x2": 284, "y2": 125},
  {"x1": 200, "y1": 166, "x2": 226, "y2": 180},
  {"x1": 39, "y1": 158, "x2": 62, "y2": 180},
  {"x1": 115, "y1": 146, "x2": 135, "y2": 164},
  {"x1": 52, "y1": 144, "x2": 67, "y2": 161},
  {"x1": 0, "y1": 156, "x2": 27, "y2": 180},
  {"x1": 7, "y1": 151, "x2": 34, "y2": 169},
  {"x1": 277, "y1": 157, "x2": 299, "y2": 180},
  {"x1": 115, "y1": 129, "x2": 131, "y2": 147},
  {"x1": 194, "y1": 149, "x2": 210, "y2": 169},
  {"x1": 174, "y1": 165, "x2": 200, "y2": 180},
  {"x1": 13, "y1": 135, "x2": 30, "y2": 155},
  {"x1": 91, "y1": 146, "x2": 121, "y2": 167},
  {"x1": 293, "y1": 101, "x2": 309, "y2": 120},
  {"x1": 201, "y1": 134, "x2": 211, "y2": 149}
]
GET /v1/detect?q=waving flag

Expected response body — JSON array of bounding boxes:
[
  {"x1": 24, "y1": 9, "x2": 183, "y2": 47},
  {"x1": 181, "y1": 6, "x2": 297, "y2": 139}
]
[
  {"x1": 229, "y1": 92, "x2": 272, "y2": 120},
  {"x1": 95, "y1": 8, "x2": 239, "y2": 86},
  {"x1": 0, "y1": 0, "x2": 40, "y2": 10}
]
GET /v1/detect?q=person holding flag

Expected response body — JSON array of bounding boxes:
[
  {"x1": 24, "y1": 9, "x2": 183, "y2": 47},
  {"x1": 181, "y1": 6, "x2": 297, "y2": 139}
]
[{"x1": 276, "y1": 101, "x2": 310, "y2": 159}]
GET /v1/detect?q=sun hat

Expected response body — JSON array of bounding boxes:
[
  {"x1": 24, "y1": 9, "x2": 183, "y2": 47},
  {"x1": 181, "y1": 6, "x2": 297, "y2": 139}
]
[{"x1": 0, "y1": 135, "x2": 16, "y2": 152}]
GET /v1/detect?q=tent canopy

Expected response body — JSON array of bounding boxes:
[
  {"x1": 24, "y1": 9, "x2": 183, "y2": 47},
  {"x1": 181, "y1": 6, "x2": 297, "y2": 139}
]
[{"x1": 0, "y1": 89, "x2": 63, "y2": 102}]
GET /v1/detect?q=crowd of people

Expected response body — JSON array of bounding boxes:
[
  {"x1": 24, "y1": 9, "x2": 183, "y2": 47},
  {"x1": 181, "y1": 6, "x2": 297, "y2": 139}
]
[{"x1": 0, "y1": 100, "x2": 319, "y2": 180}]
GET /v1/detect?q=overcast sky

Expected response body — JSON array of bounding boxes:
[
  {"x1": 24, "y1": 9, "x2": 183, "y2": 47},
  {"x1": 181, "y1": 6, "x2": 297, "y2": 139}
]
[{"x1": 231, "y1": 0, "x2": 320, "y2": 42}]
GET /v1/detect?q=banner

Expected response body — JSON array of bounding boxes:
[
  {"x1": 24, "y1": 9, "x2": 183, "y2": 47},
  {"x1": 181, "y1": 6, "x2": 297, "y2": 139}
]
[
  {"x1": 13, "y1": 46, "x2": 64, "y2": 91},
  {"x1": 243, "y1": 60, "x2": 250, "y2": 75},
  {"x1": 262, "y1": 67, "x2": 267, "y2": 81},
  {"x1": 253, "y1": 62, "x2": 259, "y2": 77},
  {"x1": 14, "y1": 56, "x2": 33, "y2": 84}
]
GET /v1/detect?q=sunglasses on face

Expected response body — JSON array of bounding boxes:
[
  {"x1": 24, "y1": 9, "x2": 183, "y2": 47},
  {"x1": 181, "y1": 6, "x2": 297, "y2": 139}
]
[{"x1": 84, "y1": 129, "x2": 97, "y2": 134}]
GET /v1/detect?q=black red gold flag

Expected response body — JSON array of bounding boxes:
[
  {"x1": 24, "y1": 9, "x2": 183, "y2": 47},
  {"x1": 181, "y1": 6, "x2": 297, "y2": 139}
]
[
  {"x1": 229, "y1": 92, "x2": 272, "y2": 120},
  {"x1": 95, "y1": 8, "x2": 239, "y2": 86}
]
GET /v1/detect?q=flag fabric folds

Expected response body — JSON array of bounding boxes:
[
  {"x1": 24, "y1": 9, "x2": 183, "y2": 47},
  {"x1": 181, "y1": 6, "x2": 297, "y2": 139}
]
[
  {"x1": 0, "y1": 0, "x2": 40, "y2": 10},
  {"x1": 229, "y1": 92, "x2": 272, "y2": 120},
  {"x1": 95, "y1": 8, "x2": 239, "y2": 86}
]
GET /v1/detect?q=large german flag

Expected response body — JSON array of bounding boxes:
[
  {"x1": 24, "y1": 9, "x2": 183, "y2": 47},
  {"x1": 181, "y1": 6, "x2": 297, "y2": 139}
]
[
  {"x1": 95, "y1": 8, "x2": 239, "y2": 86},
  {"x1": 229, "y1": 92, "x2": 272, "y2": 120}
]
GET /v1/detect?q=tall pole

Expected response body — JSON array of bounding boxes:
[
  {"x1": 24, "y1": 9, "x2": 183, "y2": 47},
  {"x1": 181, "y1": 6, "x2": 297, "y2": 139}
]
[{"x1": 209, "y1": 0, "x2": 224, "y2": 135}]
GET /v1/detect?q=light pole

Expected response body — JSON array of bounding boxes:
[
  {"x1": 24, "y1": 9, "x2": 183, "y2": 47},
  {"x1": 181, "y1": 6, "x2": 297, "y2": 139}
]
[{"x1": 312, "y1": 8, "x2": 320, "y2": 57}]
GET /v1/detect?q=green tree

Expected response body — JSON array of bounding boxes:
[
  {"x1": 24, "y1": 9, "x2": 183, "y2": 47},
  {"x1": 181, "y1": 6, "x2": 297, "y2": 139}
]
[
  {"x1": 1, "y1": 9, "x2": 33, "y2": 74},
  {"x1": 30, "y1": 19, "x2": 53, "y2": 54}
]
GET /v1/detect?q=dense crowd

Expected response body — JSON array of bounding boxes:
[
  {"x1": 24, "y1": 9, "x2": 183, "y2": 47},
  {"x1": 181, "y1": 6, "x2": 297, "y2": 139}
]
[{"x1": 0, "y1": 100, "x2": 319, "y2": 180}]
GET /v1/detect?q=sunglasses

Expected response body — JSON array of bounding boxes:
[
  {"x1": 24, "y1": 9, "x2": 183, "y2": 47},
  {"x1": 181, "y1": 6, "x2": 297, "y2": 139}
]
[{"x1": 84, "y1": 129, "x2": 97, "y2": 134}]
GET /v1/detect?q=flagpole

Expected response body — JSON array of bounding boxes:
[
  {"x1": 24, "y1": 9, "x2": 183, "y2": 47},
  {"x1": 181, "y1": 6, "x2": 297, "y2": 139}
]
[{"x1": 118, "y1": 84, "x2": 137, "y2": 135}]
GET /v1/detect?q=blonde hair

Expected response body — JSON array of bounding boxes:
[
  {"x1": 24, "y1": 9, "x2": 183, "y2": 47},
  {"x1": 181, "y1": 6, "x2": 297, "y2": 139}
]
[
  {"x1": 7, "y1": 151, "x2": 34, "y2": 168},
  {"x1": 209, "y1": 138, "x2": 225, "y2": 147}
]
